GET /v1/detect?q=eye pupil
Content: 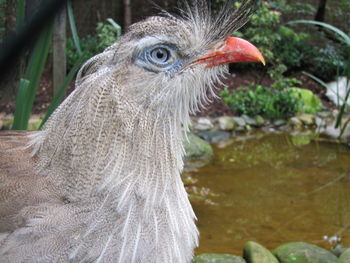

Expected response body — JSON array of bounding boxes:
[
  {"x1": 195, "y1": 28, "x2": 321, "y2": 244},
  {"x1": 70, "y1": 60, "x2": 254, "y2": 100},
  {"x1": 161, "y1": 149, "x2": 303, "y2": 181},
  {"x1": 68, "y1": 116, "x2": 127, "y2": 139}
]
[
  {"x1": 156, "y1": 51, "x2": 164, "y2": 59},
  {"x1": 150, "y1": 47, "x2": 170, "y2": 64}
]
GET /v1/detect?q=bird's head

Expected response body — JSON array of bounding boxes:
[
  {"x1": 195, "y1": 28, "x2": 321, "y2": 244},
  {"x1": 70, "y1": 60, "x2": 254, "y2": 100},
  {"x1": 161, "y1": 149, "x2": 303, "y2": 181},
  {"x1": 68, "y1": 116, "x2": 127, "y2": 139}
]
[{"x1": 74, "y1": 0, "x2": 264, "y2": 128}]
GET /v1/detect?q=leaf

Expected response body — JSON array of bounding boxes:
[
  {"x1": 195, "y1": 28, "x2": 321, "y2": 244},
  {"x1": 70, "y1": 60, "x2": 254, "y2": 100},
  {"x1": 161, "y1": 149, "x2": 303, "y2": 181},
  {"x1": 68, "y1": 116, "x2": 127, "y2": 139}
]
[
  {"x1": 287, "y1": 20, "x2": 350, "y2": 46},
  {"x1": 12, "y1": 24, "x2": 53, "y2": 130},
  {"x1": 67, "y1": 0, "x2": 82, "y2": 55},
  {"x1": 106, "y1": 18, "x2": 122, "y2": 39}
]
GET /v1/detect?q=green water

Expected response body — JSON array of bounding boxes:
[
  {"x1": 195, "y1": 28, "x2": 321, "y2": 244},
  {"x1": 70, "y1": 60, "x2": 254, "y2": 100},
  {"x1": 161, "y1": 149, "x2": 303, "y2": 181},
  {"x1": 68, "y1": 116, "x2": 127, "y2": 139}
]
[{"x1": 187, "y1": 131, "x2": 350, "y2": 255}]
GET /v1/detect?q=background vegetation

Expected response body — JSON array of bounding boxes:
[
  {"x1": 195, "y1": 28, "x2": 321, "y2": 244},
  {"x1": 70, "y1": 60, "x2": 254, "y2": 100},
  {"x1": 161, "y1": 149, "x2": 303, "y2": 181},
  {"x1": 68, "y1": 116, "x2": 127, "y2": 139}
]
[{"x1": 0, "y1": 0, "x2": 349, "y2": 128}]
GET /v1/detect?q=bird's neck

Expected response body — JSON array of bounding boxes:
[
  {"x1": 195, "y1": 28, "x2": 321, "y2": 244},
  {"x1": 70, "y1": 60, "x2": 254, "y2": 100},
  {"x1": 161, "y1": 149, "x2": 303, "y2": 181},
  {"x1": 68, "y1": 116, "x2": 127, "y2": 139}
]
[{"x1": 31, "y1": 81, "x2": 198, "y2": 261}]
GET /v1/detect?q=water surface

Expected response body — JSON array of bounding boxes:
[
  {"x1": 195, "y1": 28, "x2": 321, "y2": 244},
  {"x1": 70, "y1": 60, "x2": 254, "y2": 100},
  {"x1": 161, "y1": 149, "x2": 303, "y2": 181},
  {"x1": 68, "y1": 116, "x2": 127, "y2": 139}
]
[{"x1": 187, "y1": 131, "x2": 350, "y2": 255}]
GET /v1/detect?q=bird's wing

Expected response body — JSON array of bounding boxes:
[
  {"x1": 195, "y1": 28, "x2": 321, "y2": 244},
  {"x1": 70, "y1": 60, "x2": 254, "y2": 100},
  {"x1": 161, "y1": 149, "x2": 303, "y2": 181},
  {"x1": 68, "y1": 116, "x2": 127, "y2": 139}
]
[{"x1": 0, "y1": 130, "x2": 62, "y2": 232}]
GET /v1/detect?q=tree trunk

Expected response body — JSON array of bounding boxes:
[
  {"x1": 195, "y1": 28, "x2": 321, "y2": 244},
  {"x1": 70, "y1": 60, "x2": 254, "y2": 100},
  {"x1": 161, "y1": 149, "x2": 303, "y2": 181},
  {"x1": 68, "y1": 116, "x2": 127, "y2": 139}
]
[
  {"x1": 123, "y1": 0, "x2": 131, "y2": 29},
  {"x1": 0, "y1": 0, "x2": 19, "y2": 106},
  {"x1": 53, "y1": 5, "x2": 66, "y2": 98},
  {"x1": 315, "y1": 0, "x2": 327, "y2": 22}
]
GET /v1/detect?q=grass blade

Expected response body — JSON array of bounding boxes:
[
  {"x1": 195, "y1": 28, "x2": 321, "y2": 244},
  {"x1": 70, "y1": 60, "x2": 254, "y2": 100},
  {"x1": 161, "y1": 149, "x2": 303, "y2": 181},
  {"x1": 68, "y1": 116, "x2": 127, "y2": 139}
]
[
  {"x1": 12, "y1": 78, "x2": 30, "y2": 129},
  {"x1": 106, "y1": 18, "x2": 122, "y2": 39},
  {"x1": 287, "y1": 20, "x2": 350, "y2": 45},
  {"x1": 16, "y1": 0, "x2": 25, "y2": 31},
  {"x1": 12, "y1": 24, "x2": 53, "y2": 130},
  {"x1": 67, "y1": 0, "x2": 82, "y2": 55}
]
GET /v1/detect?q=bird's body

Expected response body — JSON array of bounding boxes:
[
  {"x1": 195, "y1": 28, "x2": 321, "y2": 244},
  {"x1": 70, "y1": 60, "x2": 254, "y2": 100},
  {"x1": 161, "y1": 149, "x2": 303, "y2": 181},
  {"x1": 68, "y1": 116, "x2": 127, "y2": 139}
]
[{"x1": 0, "y1": 1, "x2": 263, "y2": 262}]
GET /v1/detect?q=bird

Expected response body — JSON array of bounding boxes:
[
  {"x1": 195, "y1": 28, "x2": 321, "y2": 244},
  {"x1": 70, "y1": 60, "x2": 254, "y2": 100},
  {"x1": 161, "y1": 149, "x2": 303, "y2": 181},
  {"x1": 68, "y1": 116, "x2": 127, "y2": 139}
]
[{"x1": 0, "y1": 1, "x2": 264, "y2": 262}]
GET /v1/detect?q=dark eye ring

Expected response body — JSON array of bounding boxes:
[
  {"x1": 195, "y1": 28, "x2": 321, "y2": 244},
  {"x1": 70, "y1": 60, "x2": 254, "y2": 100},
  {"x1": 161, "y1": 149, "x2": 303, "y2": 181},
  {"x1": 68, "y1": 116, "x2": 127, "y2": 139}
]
[{"x1": 149, "y1": 47, "x2": 170, "y2": 64}]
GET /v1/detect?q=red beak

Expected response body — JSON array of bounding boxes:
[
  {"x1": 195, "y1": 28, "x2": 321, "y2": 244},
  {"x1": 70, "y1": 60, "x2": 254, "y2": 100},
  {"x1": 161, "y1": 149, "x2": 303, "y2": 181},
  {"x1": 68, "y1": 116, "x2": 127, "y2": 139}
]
[{"x1": 195, "y1": 37, "x2": 266, "y2": 67}]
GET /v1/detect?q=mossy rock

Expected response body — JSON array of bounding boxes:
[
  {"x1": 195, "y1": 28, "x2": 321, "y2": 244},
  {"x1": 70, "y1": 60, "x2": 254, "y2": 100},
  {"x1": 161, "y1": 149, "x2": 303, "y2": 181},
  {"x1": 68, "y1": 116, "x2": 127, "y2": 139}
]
[
  {"x1": 193, "y1": 253, "x2": 246, "y2": 263},
  {"x1": 243, "y1": 241, "x2": 279, "y2": 263},
  {"x1": 273, "y1": 242, "x2": 340, "y2": 263},
  {"x1": 184, "y1": 132, "x2": 213, "y2": 160},
  {"x1": 291, "y1": 88, "x2": 323, "y2": 114},
  {"x1": 339, "y1": 248, "x2": 350, "y2": 263}
]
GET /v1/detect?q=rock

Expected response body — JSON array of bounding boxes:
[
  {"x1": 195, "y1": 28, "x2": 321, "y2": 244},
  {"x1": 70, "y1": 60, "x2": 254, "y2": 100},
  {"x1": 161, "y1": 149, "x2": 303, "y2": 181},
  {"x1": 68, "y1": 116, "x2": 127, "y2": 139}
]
[
  {"x1": 315, "y1": 116, "x2": 324, "y2": 128},
  {"x1": 232, "y1": 117, "x2": 246, "y2": 127},
  {"x1": 317, "y1": 111, "x2": 332, "y2": 119},
  {"x1": 273, "y1": 242, "x2": 340, "y2": 263},
  {"x1": 289, "y1": 117, "x2": 303, "y2": 129},
  {"x1": 272, "y1": 119, "x2": 286, "y2": 127},
  {"x1": 255, "y1": 115, "x2": 265, "y2": 127},
  {"x1": 193, "y1": 117, "x2": 214, "y2": 131},
  {"x1": 193, "y1": 253, "x2": 246, "y2": 263},
  {"x1": 296, "y1": 113, "x2": 316, "y2": 126},
  {"x1": 243, "y1": 241, "x2": 279, "y2": 263},
  {"x1": 218, "y1": 116, "x2": 237, "y2": 131},
  {"x1": 196, "y1": 131, "x2": 231, "y2": 143},
  {"x1": 339, "y1": 248, "x2": 350, "y2": 263},
  {"x1": 320, "y1": 119, "x2": 350, "y2": 141},
  {"x1": 331, "y1": 245, "x2": 348, "y2": 257},
  {"x1": 326, "y1": 77, "x2": 350, "y2": 107},
  {"x1": 242, "y1": 115, "x2": 257, "y2": 126},
  {"x1": 183, "y1": 132, "x2": 213, "y2": 160}
]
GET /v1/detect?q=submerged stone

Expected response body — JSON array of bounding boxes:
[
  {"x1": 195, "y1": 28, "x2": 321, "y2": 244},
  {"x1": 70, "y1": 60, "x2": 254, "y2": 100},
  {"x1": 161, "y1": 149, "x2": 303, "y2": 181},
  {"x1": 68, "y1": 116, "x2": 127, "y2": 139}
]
[
  {"x1": 243, "y1": 241, "x2": 279, "y2": 263},
  {"x1": 193, "y1": 253, "x2": 246, "y2": 263},
  {"x1": 273, "y1": 242, "x2": 340, "y2": 263},
  {"x1": 183, "y1": 132, "x2": 213, "y2": 160}
]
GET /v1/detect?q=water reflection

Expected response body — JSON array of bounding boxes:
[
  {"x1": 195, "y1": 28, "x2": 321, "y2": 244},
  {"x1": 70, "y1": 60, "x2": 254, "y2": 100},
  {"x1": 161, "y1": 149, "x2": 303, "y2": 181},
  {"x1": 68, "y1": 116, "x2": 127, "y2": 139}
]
[{"x1": 188, "y1": 131, "x2": 350, "y2": 255}]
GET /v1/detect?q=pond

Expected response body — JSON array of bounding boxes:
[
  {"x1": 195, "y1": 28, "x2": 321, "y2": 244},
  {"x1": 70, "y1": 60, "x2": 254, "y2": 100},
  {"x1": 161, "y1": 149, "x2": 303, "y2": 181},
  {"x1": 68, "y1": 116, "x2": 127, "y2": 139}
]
[{"x1": 186, "y1": 131, "x2": 350, "y2": 255}]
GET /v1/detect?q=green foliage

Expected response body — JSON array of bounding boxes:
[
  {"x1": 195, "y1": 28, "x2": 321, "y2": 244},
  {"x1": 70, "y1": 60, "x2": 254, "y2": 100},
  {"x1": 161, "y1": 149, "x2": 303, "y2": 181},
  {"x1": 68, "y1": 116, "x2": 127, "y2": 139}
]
[
  {"x1": 289, "y1": 20, "x2": 350, "y2": 129},
  {"x1": 13, "y1": 25, "x2": 53, "y2": 130},
  {"x1": 233, "y1": 0, "x2": 313, "y2": 75},
  {"x1": 308, "y1": 44, "x2": 346, "y2": 80},
  {"x1": 290, "y1": 88, "x2": 323, "y2": 114},
  {"x1": 221, "y1": 78, "x2": 303, "y2": 120},
  {"x1": 66, "y1": 21, "x2": 119, "y2": 69}
]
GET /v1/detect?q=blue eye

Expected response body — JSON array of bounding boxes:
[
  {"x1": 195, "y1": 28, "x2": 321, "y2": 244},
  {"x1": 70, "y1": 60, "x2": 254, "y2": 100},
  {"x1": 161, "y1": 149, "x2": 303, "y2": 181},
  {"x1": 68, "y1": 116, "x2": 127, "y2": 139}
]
[
  {"x1": 150, "y1": 47, "x2": 170, "y2": 64},
  {"x1": 134, "y1": 44, "x2": 180, "y2": 73}
]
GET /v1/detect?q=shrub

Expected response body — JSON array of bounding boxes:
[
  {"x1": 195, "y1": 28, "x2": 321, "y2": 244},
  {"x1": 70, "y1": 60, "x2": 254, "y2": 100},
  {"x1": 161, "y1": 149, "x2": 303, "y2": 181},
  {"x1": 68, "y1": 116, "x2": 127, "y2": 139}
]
[
  {"x1": 221, "y1": 78, "x2": 303, "y2": 120},
  {"x1": 66, "y1": 22, "x2": 118, "y2": 69}
]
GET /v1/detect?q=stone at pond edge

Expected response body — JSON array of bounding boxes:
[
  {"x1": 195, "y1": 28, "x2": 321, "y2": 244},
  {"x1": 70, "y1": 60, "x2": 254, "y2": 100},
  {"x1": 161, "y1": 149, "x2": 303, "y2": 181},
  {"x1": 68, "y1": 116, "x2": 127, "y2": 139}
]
[
  {"x1": 193, "y1": 253, "x2": 246, "y2": 263},
  {"x1": 296, "y1": 113, "x2": 316, "y2": 126},
  {"x1": 272, "y1": 119, "x2": 286, "y2": 127},
  {"x1": 289, "y1": 117, "x2": 303, "y2": 129},
  {"x1": 242, "y1": 115, "x2": 257, "y2": 126},
  {"x1": 218, "y1": 116, "x2": 237, "y2": 131},
  {"x1": 196, "y1": 131, "x2": 231, "y2": 143},
  {"x1": 255, "y1": 115, "x2": 265, "y2": 127},
  {"x1": 339, "y1": 248, "x2": 350, "y2": 263},
  {"x1": 243, "y1": 241, "x2": 279, "y2": 263},
  {"x1": 273, "y1": 242, "x2": 340, "y2": 263},
  {"x1": 232, "y1": 117, "x2": 246, "y2": 127},
  {"x1": 193, "y1": 117, "x2": 214, "y2": 131},
  {"x1": 183, "y1": 133, "x2": 213, "y2": 160}
]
